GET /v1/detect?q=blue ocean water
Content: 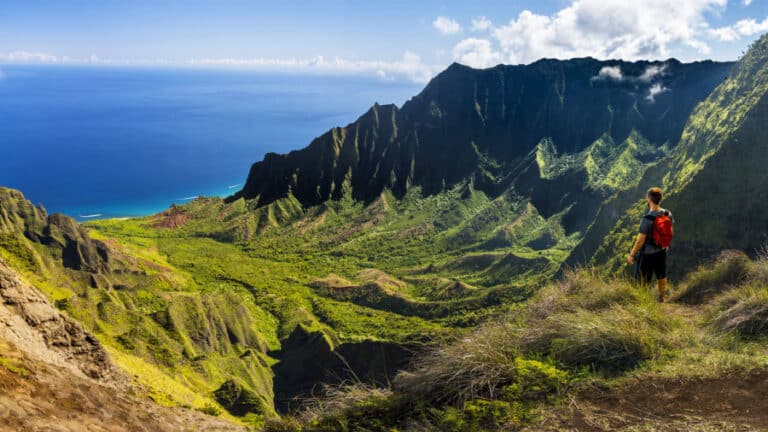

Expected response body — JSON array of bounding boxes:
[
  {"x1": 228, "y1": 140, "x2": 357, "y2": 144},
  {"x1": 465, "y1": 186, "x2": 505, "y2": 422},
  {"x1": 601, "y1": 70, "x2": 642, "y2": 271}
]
[{"x1": 0, "y1": 66, "x2": 421, "y2": 221}]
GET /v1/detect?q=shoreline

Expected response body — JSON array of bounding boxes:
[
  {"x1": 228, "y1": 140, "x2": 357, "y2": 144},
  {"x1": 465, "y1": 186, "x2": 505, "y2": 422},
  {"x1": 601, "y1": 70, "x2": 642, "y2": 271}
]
[{"x1": 60, "y1": 183, "x2": 242, "y2": 223}]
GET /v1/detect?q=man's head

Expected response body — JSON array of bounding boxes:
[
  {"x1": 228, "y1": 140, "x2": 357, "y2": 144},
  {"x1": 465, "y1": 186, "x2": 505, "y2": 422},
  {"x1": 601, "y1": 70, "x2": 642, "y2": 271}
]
[{"x1": 647, "y1": 187, "x2": 663, "y2": 206}]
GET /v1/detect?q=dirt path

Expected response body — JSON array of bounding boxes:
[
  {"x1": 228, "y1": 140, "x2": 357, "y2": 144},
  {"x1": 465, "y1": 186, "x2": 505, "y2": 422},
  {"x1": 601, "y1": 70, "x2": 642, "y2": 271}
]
[{"x1": 532, "y1": 371, "x2": 768, "y2": 431}]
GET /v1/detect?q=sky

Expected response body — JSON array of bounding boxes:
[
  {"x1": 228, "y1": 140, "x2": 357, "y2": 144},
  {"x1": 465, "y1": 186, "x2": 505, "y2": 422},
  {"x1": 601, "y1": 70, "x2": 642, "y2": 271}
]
[{"x1": 1, "y1": 0, "x2": 768, "y2": 83}]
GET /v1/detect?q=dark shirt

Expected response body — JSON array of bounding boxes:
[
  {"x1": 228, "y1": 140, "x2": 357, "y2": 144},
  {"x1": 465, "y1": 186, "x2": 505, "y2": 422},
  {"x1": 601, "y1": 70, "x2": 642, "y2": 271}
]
[{"x1": 639, "y1": 208, "x2": 672, "y2": 255}]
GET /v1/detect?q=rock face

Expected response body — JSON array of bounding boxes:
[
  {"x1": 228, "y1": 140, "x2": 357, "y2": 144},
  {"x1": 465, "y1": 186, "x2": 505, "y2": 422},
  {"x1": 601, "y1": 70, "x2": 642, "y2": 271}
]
[
  {"x1": 0, "y1": 187, "x2": 110, "y2": 272},
  {"x1": 0, "y1": 258, "x2": 116, "y2": 381},
  {"x1": 233, "y1": 59, "x2": 733, "y2": 209}
]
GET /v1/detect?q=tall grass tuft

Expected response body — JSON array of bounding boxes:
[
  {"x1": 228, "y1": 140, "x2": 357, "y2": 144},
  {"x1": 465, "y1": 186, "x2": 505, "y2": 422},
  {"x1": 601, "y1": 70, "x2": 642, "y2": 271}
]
[
  {"x1": 709, "y1": 284, "x2": 768, "y2": 339},
  {"x1": 673, "y1": 250, "x2": 752, "y2": 304},
  {"x1": 517, "y1": 305, "x2": 663, "y2": 374},
  {"x1": 395, "y1": 269, "x2": 670, "y2": 404},
  {"x1": 394, "y1": 317, "x2": 521, "y2": 404}
]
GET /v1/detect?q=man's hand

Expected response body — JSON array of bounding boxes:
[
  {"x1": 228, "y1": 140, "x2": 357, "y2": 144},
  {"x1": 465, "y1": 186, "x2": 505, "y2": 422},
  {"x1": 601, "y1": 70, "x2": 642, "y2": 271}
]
[{"x1": 627, "y1": 254, "x2": 635, "y2": 265}]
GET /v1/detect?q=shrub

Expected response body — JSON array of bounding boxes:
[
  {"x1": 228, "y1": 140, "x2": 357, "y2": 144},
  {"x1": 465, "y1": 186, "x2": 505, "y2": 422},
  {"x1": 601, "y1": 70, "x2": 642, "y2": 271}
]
[
  {"x1": 709, "y1": 284, "x2": 768, "y2": 339},
  {"x1": 673, "y1": 251, "x2": 752, "y2": 304},
  {"x1": 196, "y1": 403, "x2": 222, "y2": 416},
  {"x1": 435, "y1": 400, "x2": 523, "y2": 432},
  {"x1": 264, "y1": 417, "x2": 303, "y2": 432},
  {"x1": 214, "y1": 379, "x2": 270, "y2": 416}
]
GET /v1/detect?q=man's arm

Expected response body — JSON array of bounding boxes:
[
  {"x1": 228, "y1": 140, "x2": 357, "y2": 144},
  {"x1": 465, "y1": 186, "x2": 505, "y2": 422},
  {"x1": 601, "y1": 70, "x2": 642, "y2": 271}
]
[{"x1": 627, "y1": 233, "x2": 647, "y2": 264}]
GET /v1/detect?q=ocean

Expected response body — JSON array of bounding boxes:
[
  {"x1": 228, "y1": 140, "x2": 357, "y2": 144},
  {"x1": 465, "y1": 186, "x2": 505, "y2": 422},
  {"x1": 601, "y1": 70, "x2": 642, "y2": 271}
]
[{"x1": 0, "y1": 65, "x2": 421, "y2": 221}]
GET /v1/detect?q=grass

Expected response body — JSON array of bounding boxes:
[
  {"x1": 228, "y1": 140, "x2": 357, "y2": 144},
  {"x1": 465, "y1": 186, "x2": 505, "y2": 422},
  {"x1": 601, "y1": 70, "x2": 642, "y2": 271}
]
[
  {"x1": 672, "y1": 250, "x2": 753, "y2": 304},
  {"x1": 277, "y1": 256, "x2": 768, "y2": 431},
  {"x1": 709, "y1": 284, "x2": 768, "y2": 339}
]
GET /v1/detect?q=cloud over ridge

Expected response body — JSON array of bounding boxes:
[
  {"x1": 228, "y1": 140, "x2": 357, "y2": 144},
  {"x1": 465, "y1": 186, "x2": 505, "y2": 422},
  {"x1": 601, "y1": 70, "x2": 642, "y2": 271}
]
[{"x1": 451, "y1": 0, "x2": 736, "y2": 68}]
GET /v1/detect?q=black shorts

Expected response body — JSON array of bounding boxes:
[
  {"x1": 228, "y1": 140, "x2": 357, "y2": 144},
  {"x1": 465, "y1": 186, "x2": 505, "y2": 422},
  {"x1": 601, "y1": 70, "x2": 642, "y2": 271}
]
[{"x1": 637, "y1": 250, "x2": 667, "y2": 282}]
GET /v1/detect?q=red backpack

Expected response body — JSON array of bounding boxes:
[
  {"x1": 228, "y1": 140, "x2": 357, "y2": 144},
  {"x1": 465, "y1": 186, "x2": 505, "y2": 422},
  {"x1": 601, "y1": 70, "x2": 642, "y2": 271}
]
[{"x1": 652, "y1": 211, "x2": 674, "y2": 249}]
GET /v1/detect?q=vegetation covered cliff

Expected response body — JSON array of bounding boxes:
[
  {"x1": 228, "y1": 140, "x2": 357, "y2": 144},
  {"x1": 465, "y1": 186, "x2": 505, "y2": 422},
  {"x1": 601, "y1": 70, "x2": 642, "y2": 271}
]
[{"x1": 233, "y1": 59, "x2": 732, "y2": 210}]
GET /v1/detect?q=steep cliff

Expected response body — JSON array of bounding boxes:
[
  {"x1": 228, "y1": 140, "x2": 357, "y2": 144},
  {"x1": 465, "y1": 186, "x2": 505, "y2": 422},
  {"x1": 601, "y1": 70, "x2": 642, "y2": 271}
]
[{"x1": 233, "y1": 59, "x2": 733, "y2": 210}]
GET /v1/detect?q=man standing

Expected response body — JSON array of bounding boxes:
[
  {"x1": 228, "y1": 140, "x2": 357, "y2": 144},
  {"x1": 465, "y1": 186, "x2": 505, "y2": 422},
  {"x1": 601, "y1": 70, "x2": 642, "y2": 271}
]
[{"x1": 627, "y1": 187, "x2": 674, "y2": 302}]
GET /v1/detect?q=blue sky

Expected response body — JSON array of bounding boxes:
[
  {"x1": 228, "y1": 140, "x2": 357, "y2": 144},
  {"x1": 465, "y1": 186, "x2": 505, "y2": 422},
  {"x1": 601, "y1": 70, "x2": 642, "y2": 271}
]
[{"x1": 1, "y1": 0, "x2": 767, "y2": 82}]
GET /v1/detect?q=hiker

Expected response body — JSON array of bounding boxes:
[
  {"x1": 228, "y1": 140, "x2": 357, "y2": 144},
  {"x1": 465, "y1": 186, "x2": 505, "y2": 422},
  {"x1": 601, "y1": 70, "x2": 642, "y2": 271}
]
[{"x1": 627, "y1": 187, "x2": 674, "y2": 301}]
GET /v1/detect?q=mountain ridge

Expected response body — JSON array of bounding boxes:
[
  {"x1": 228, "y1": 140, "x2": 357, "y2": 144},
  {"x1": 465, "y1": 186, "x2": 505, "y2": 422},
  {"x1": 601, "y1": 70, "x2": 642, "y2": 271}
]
[{"x1": 231, "y1": 57, "x2": 734, "y2": 211}]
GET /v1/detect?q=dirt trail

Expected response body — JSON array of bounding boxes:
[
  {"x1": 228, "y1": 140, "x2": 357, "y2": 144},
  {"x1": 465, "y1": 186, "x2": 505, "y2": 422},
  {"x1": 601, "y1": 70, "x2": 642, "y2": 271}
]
[{"x1": 532, "y1": 371, "x2": 768, "y2": 431}]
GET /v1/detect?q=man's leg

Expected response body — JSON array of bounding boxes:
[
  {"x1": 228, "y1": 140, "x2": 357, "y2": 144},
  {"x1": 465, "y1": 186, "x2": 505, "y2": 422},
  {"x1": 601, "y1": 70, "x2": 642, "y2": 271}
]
[
  {"x1": 656, "y1": 250, "x2": 668, "y2": 302},
  {"x1": 639, "y1": 254, "x2": 653, "y2": 285},
  {"x1": 657, "y1": 278, "x2": 667, "y2": 302}
]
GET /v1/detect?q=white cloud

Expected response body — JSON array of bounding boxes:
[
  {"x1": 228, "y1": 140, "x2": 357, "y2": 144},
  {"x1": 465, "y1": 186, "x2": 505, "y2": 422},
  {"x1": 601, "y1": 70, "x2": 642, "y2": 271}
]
[
  {"x1": 452, "y1": 38, "x2": 500, "y2": 68},
  {"x1": 0, "y1": 51, "x2": 58, "y2": 63},
  {"x1": 593, "y1": 65, "x2": 624, "y2": 81},
  {"x1": 646, "y1": 82, "x2": 670, "y2": 102},
  {"x1": 639, "y1": 64, "x2": 668, "y2": 82},
  {"x1": 476, "y1": 0, "x2": 728, "y2": 65},
  {"x1": 187, "y1": 51, "x2": 440, "y2": 83},
  {"x1": 591, "y1": 63, "x2": 670, "y2": 82},
  {"x1": 0, "y1": 48, "x2": 439, "y2": 83},
  {"x1": 471, "y1": 16, "x2": 493, "y2": 32},
  {"x1": 433, "y1": 16, "x2": 462, "y2": 35},
  {"x1": 711, "y1": 17, "x2": 768, "y2": 41},
  {"x1": 744, "y1": 0, "x2": 752, "y2": 5}
]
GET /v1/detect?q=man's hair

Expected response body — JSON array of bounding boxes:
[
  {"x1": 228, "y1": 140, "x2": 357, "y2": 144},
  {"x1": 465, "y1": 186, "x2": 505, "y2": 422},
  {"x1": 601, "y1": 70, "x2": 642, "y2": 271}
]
[{"x1": 647, "y1": 187, "x2": 663, "y2": 205}]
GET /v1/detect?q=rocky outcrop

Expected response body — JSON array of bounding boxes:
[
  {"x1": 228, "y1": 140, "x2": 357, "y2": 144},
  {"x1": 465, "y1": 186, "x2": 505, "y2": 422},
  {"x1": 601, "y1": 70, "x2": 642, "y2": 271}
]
[
  {"x1": 0, "y1": 258, "x2": 117, "y2": 381},
  {"x1": 0, "y1": 187, "x2": 110, "y2": 272},
  {"x1": 233, "y1": 59, "x2": 733, "y2": 209}
]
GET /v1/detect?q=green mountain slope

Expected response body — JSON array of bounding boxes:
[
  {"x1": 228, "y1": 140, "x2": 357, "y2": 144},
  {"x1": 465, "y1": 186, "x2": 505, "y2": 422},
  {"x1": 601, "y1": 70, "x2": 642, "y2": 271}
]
[{"x1": 579, "y1": 34, "x2": 768, "y2": 275}]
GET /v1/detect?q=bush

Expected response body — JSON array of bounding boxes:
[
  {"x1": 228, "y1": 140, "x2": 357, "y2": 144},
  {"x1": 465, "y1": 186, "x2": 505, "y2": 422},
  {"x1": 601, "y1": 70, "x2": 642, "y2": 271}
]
[
  {"x1": 196, "y1": 403, "x2": 222, "y2": 416},
  {"x1": 709, "y1": 284, "x2": 768, "y2": 339},
  {"x1": 673, "y1": 251, "x2": 752, "y2": 304},
  {"x1": 435, "y1": 400, "x2": 524, "y2": 432},
  {"x1": 264, "y1": 417, "x2": 303, "y2": 432},
  {"x1": 213, "y1": 379, "x2": 270, "y2": 416}
]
